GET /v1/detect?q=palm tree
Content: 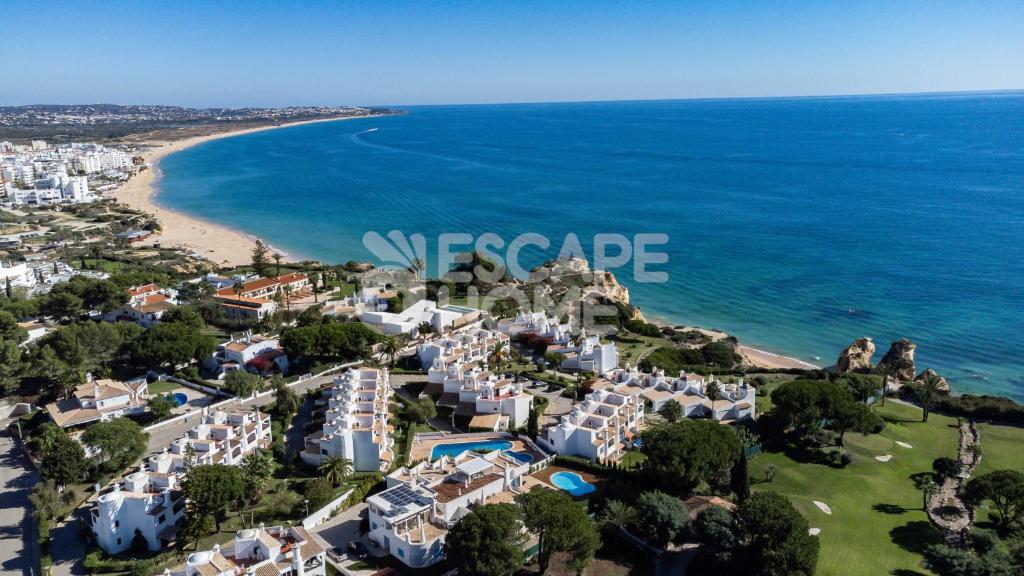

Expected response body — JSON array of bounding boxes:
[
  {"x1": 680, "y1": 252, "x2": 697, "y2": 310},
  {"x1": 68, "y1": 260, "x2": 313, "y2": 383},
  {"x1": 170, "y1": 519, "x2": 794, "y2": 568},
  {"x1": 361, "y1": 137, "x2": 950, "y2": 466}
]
[
  {"x1": 912, "y1": 373, "x2": 942, "y2": 422},
  {"x1": 487, "y1": 341, "x2": 510, "y2": 372},
  {"x1": 380, "y1": 335, "x2": 400, "y2": 367},
  {"x1": 318, "y1": 456, "x2": 353, "y2": 487},
  {"x1": 876, "y1": 366, "x2": 890, "y2": 406},
  {"x1": 282, "y1": 284, "x2": 293, "y2": 311},
  {"x1": 272, "y1": 252, "x2": 283, "y2": 277},
  {"x1": 601, "y1": 500, "x2": 637, "y2": 530},
  {"x1": 706, "y1": 380, "x2": 723, "y2": 402},
  {"x1": 658, "y1": 399, "x2": 683, "y2": 423}
]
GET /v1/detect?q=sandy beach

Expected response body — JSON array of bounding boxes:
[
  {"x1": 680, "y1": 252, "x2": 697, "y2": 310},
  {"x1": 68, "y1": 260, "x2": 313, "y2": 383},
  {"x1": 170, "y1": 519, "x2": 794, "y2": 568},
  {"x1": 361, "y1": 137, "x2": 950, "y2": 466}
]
[{"x1": 111, "y1": 115, "x2": 381, "y2": 267}]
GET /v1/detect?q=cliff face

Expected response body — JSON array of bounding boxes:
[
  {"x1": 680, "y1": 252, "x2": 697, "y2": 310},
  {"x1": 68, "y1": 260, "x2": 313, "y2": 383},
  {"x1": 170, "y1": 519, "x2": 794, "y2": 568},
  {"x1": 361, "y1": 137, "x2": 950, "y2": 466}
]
[
  {"x1": 872, "y1": 338, "x2": 917, "y2": 382},
  {"x1": 835, "y1": 337, "x2": 875, "y2": 373},
  {"x1": 914, "y1": 368, "x2": 950, "y2": 392}
]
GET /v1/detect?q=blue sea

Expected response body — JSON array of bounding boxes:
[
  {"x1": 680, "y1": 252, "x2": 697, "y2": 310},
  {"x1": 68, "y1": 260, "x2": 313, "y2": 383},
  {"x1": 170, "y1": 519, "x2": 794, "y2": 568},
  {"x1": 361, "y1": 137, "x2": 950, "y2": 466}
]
[{"x1": 157, "y1": 92, "x2": 1024, "y2": 400}]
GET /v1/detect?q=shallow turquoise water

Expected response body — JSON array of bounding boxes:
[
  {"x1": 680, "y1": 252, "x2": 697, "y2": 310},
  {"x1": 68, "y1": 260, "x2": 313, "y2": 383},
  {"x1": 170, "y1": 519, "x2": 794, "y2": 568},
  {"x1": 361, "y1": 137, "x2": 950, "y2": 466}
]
[
  {"x1": 157, "y1": 93, "x2": 1024, "y2": 400},
  {"x1": 430, "y1": 440, "x2": 513, "y2": 460},
  {"x1": 550, "y1": 471, "x2": 597, "y2": 497}
]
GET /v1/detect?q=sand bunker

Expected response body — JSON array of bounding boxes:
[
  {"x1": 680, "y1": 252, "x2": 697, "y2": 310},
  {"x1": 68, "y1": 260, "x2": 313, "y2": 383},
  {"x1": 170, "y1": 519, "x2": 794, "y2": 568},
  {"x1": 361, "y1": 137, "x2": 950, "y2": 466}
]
[
  {"x1": 813, "y1": 501, "x2": 832, "y2": 515},
  {"x1": 875, "y1": 454, "x2": 894, "y2": 462},
  {"x1": 896, "y1": 441, "x2": 913, "y2": 449},
  {"x1": 808, "y1": 528, "x2": 822, "y2": 536}
]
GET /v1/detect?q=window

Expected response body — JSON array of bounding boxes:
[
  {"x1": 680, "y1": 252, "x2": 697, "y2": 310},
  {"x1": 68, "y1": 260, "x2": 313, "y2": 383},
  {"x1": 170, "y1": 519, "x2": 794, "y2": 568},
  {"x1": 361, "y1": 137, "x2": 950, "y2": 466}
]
[
  {"x1": 371, "y1": 522, "x2": 377, "y2": 530},
  {"x1": 158, "y1": 515, "x2": 165, "y2": 523},
  {"x1": 114, "y1": 521, "x2": 119, "y2": 528},
  {"x1": 398, "y1": 548, "x2": 404, "y2": 558}
]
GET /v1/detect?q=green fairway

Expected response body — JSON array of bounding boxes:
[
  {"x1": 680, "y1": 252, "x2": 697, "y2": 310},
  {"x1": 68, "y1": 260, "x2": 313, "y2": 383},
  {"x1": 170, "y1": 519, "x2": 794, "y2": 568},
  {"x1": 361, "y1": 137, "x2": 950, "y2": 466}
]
[
  {"x1": 973, "y1": 421, "x2": 1024, "y2": 476},
  {"x1": 751, "y1": 402, "x2": 960, "y2": 576}
]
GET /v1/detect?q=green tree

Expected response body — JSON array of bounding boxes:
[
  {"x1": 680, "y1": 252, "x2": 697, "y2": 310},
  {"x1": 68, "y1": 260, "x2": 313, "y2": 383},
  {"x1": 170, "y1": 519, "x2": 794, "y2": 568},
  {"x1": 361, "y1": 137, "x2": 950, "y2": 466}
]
[
  {"x1": 829, "y1": 397, "x2": 881, "y2": 446},
  {"x1": 487, "y1": 341, "x2": 510, "y2": 371},
  {"x1": 161, "y1": 306, "x2": 205, "y2": 330},
  {"x1": 148, "y1": 394, "x2": 176, "y2": 419},
  {"x1": 40, "y1": 434, "x2": 86, "y2": 487},
  {"x1": 634, "y1": 490, "x2": 689, "y2": 547},
  {"x1": 272, "y1": 378, "x2": 301, "y2": 418},
  {"x1": 0, "y1": 338, "x2": 26, "y2": 395},
  {"x1": 181, "y1": 513, "x2": 213, "y2": 550},
  {"x1": 379, "y1": 335, "x2": 401, "y2": 367},
  {"x1": 965, "y1": 470, "x2": 1024, "y2": 531},
  {"x1": 601, "y1": 500, "x2": 638, "y2": 530},
  {"x1": 640, "y1": 419, "x2": 741, "y2": 494},
  {"x1": 130, "y1": 322, "x2": 214, "y2": 367},
  {"x1": 516, "y1": 488, "x2": 600, "y2": 574},
  {"x1": 693, "y1": 506, "x2": 739, "y2": 566},
  {"x1": 224, "y1": 370, "x2": 261, "y2": 398},
  {"x1": 251, "y1": 239, "x2": 272, "y2": 277},
  {"x1": 527, "y1": 404, "x2": 539, "y2": 439},
  {"x1": 40, "y1": 291, "x2": 84, "y2": 319},
  {"x1": 241, "y1": 450, "x2": 274, "y2": 522},
  {"x1": 183, "y1": 464, "x2": 245, "y2": 532},
  {"x1": 444, "y1": 503, "x2": 526, "y2": 576},
  {"x1": 657, "y1": 399, "x2": 683, "y2": 423},
  {"x1": 909, "y1": 372, "x2": 944, "y2": 422},
  {"x1": 734, "y1": 491, "x2": 819, "y2": 576},
  {"x1": 304, "y1": 477, "x2": 334, "y2": 510},
  {"x1": 317, "y1": 456, "x2": 353, "y2": 487},
  {"x1": 731, "y1": 450, "x2": 751, "y2": 501},
  {"x1": 81, "y1": 418, "x2": 148, "y2": 477}
]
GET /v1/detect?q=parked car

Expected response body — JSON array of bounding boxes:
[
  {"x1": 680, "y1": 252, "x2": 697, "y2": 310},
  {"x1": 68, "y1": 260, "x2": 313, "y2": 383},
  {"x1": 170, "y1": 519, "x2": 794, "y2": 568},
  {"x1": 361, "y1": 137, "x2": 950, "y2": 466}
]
[
  {"x1": 348, "y1": 541, "x2": 370, "y2": 560},
  {"x1": 326, "y1": 547, "x2": 346, "y2": 562}
]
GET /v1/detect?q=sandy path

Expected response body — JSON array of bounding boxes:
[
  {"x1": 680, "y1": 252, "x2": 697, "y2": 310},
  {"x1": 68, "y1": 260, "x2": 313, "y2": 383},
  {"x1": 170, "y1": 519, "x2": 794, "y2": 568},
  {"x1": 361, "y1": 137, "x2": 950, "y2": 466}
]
[{"x1": 111, "y1": 115, "x2": 383, "y2": 267}]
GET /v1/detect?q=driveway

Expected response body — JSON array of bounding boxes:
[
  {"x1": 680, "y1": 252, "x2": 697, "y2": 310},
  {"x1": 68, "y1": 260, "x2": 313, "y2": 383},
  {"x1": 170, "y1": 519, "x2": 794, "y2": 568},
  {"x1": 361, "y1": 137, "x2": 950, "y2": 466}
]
[{"x1": 0, "y1": 433, "x2": 38, "y2": 576}]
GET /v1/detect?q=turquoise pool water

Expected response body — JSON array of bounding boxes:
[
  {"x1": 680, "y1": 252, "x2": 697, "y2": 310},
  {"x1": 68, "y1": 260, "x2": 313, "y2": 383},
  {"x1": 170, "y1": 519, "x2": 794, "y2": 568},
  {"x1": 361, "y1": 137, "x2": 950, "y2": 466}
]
[
  {"x1": 430, "y1": 440, "x2": 513, "y2": 461},
  {"x1": 550, "y1": 471, "x2": 596, "y2": 497}
]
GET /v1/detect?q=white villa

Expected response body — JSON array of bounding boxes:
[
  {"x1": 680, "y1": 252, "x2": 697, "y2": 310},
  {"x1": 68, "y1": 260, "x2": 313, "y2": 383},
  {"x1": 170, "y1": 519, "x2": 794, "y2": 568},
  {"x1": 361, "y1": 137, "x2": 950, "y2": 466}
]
[
  {"x1": 204, "y1": 333, "x2": 289, "y2": 379},
  {"x1": 300, "y1": 368, "x2": 394, "y2": 472},
  {"x1": 173, "y1": 525, "x2": 326, "y2": 576},
  {"x1": 91, "y1": 408, "x2": 272, "y2": 554},
  {"x1": 367, "y1": 450, "x2": 536, "y2": 568},
  {"x1": 497, "y1": 310, "x2": 572, "y2": 343},
  {"x1": 104, "y1": 283, "x2": 178, "y2": 328},
  {"x1": 542, "y1": 386, "x2": 645, "y2": 462},
  {"x1": 360, "y1": 299, "x2": 482, "y2": 336},
  {"x1": 44, "y1": 376, "x2": 149, "y2": 429},
  {"x1": 552, "y1": 329, "x2": 619, "y2": 375},
  {"x1": 604, "y1": 365, "x2": 757, "y2": 422}
]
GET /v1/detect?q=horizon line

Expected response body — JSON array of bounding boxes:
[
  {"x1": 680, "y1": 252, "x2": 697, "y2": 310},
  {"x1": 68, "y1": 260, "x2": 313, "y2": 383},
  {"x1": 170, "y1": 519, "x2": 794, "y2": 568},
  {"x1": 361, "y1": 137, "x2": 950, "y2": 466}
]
[{"x1": 3, "y1": 87, "x2": 1023, "y2": 111}]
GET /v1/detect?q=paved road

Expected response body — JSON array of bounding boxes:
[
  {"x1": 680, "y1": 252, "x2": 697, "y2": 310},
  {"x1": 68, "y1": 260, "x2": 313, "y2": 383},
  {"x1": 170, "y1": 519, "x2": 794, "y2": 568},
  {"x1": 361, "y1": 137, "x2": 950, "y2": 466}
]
[
  {"x1": 48, "y1": 511, "x2": 85, "y2": 576},
  {"x1": 0, "y1": 433, "x2": 39, "y2": 576},
  {"x1": 145, "y1": 372, "x2": 340, "y2": 455}
]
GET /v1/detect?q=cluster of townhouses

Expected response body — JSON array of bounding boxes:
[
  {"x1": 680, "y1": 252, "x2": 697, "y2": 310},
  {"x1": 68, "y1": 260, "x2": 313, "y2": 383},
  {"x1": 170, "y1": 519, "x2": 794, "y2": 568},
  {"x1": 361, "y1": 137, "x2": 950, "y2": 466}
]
[
  {"x1": 300, "y1": 368, "x2": 395, "y2": 472},
  {"x1": 601, "y1": 365, "x2": 756, "y2": 422},
  {"x1": 497, "y1": 310, "x2": 572, "y2": 342},
  {"x1": 1, "y1": 258, "x2": 105, "y2": 297},
  {"x1": 542, "y1": 385, "x2": 646, "y2": 462},
  {"x1": 418, "y1": 328, "x2": 533, "y2": 431},
  {"x1": 367, "y1": 448, "x2": 540, "y2": 568},
  {"x1": 0, "y1": 140, "x2": 136, "y2": 206},
  {"x1": 360, "y1": 298, "x2": 483, "y2": 335},
  {"x1": 213, "y1": 272, "x2": 311, "y2": 321},
  {"x1": 91, "y1": 407, "x2": 272, "y2": 554}
]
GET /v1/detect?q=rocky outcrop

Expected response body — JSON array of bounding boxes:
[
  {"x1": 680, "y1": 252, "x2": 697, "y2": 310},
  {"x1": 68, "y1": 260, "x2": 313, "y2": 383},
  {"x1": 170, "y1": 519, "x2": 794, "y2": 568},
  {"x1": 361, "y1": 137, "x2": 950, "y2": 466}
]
[
  {"x1": 914, "y1": 368, "x2": 950, "y2": 392},
  {"x1": 872, "y1": 338, "x2": 917, "y2": 382},
  {"x1": 835, "y1": 337, "x2": 875, "y2": 373}
]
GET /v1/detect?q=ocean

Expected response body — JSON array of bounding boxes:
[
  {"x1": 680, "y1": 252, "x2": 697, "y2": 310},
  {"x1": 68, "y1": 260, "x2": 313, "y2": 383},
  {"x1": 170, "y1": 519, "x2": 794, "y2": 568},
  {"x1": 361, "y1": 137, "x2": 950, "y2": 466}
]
[{"x1": 156, "y1": 92, "x2": 1024, "y2": 400}]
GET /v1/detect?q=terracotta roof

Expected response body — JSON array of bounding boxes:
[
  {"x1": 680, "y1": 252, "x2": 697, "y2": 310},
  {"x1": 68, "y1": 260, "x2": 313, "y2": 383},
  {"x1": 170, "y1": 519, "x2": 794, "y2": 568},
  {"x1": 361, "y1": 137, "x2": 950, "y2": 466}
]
[{"x1": 468, "y1": 414, "x2": 503, "y2": 429}]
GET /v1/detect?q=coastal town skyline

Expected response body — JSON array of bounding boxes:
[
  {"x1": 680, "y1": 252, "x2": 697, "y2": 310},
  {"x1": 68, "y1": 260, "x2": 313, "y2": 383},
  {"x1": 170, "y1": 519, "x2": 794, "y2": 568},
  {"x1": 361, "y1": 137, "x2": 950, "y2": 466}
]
[{"x1": 2, "y1": 1, "x2": 1023, "y2": 107}]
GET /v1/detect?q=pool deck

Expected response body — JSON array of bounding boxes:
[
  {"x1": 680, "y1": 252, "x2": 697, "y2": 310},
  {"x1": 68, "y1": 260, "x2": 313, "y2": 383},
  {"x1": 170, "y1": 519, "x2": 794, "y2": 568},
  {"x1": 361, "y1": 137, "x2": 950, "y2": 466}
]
[
  {"x1": 410, "y1": 432, "x2": 548, "y2": 464},
  {"x1": 532, "y1": 465, "x2": 602, "y2": 492}
]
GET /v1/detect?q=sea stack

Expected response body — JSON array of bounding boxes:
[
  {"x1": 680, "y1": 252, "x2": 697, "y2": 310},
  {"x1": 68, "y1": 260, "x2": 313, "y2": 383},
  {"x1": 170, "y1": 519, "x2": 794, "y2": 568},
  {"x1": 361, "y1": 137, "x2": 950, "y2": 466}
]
[
  {"x1": 914, "y1": 368, "x2": 950, "y2": 392},
  {"x1": 873, "y1": 338, "x2": 917, "y2": 382},
  {"x1": 835, "y1": 337, "x2": 875, "y2": 373}
]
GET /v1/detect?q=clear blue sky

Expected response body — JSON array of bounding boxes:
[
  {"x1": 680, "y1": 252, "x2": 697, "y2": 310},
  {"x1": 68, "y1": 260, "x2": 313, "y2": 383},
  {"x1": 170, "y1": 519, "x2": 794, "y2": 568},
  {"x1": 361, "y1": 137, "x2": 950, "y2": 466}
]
[{"x1": 2, "y1": 1, "x2": 1022, "y2": 107}]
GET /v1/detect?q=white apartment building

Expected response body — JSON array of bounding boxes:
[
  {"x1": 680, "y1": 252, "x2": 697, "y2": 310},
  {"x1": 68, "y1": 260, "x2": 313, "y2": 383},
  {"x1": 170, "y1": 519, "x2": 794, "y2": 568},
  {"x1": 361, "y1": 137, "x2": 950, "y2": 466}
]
[
  {"x1": 554, "y1": 330, "x2": 619, "y2": 375},
  {"x1": 173, "y1": 525, "x2": 326, "y2": 576},
  {"x1": 45, "y1": 376, "x2": 149, "y2": 429},
  {"x1": 300, "y1": 368, "x2": 394, "y2": 471},
  {"x1": 204, "y1": 333, "x2": 289, "y2": 379},
  {"x1": 91, "y1": 408, "x2": 272, "y2": 554},
  {"x1": 542, "y1": 386, "x2": 645, "y2": 462},
  {"x1": 605, "y1": 365, "x2": 756, "y2": 422},
  {"x1": 435, "y1": 363, "x2": 533, "y2": 430},
  {"x1": 367, "y1": 450, "x2": 535, "y2": 568},
  {"x1": 0, "y1": 261, "x2": 37, "y2": 292},
  {"x1": 418, "y1": 327, "x2": 510, "y2": 384}
]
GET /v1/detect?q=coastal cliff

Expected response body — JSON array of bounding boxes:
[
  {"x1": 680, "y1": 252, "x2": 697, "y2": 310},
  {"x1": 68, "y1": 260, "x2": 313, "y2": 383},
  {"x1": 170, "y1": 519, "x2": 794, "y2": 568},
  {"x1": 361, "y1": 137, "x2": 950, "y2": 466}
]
[
  {"x1": 836, "y1": 337, "x2": 875, "y2": 373},
  {"x1": 872, "y1": 338, "x2": 918, "y2": 382}
]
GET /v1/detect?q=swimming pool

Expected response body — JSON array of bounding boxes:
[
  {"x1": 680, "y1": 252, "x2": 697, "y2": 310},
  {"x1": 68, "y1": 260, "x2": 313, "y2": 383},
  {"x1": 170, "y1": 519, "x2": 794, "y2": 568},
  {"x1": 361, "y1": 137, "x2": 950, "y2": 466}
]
[
  {"x1": 171, "y1": 392, "x2": 188, "y2": 406},
  {"x1": 430, "y1": 439, "x2": 513, "y2": 461},
  {"x1": 506, "y1": 451, "x2": 534, "y2": 464},
  {"x1": 550, "y1": 471, "x2": 596, "y2": 497}
]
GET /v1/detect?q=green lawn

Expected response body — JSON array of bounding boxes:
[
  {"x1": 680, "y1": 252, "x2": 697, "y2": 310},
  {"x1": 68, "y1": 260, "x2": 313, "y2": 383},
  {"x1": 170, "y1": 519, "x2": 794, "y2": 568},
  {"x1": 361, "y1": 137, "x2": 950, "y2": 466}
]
[
  {"x1": 973, "y1": 421, "x2": 1024, "y2": 476},
  {"x1": 146, "y1": 380, "x2": 181, "y2": 395},
  {"x1": 752, "y1": 402, "x2": 960, "y2": 576}
]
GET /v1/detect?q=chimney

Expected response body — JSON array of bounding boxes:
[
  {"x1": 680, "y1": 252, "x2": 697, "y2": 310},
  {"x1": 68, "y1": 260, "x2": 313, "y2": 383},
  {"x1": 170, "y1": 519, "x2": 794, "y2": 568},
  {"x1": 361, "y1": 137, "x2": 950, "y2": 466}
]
[{"x1": 291, "y1": 543, "x2": 304, "y2": 576}]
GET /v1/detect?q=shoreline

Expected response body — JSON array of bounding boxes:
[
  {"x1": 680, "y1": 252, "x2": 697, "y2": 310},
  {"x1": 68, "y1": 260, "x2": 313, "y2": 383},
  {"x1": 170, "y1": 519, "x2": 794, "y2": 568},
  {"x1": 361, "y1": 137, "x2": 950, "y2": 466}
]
[
  {"x1": 111, "y1": 114, "x2": 387, "y2": 267},
  {"x1": 113, "y1": 113, "x2": 821, "y2": 372}
]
